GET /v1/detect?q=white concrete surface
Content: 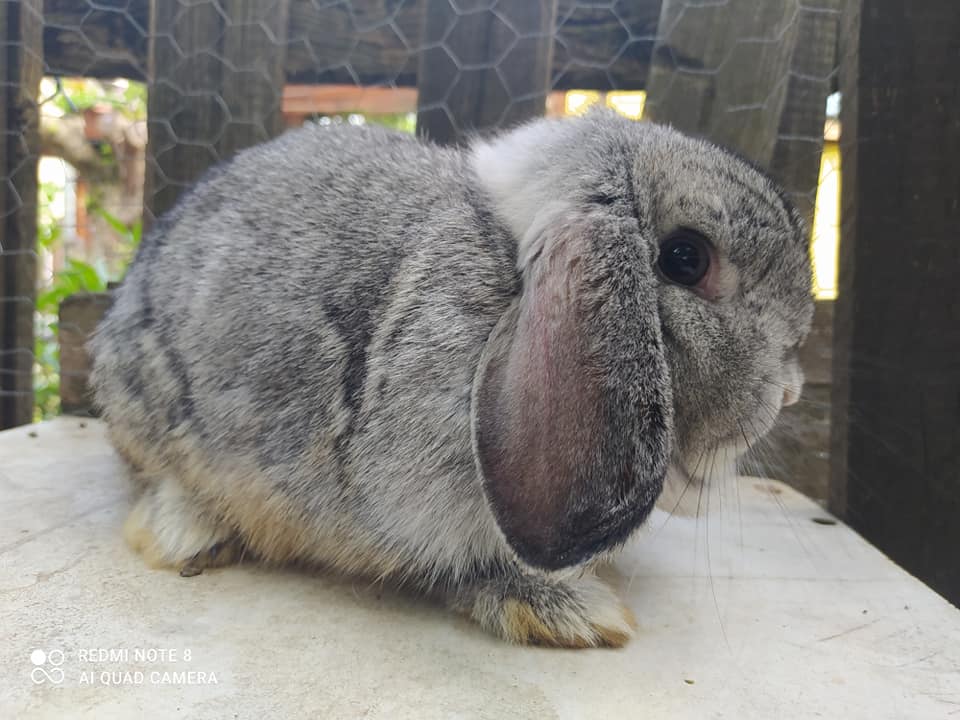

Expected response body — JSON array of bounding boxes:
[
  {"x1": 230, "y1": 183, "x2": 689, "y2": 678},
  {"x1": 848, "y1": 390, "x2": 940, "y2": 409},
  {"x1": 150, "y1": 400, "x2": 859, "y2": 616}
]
[{"x1": 1, "y1": 418, "x2": 958, "y2": 719}]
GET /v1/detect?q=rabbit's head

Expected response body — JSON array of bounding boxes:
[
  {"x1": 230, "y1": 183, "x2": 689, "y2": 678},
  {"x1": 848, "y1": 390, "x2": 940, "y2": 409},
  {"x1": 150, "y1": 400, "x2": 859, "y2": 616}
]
[{"x1": 470, "y1": 111, "x2": 813, "y2": 571}]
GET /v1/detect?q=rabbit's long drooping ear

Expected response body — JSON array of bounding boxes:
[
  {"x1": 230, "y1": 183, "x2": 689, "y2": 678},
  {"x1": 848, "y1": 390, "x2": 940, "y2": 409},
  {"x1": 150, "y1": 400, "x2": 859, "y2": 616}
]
[{"x1": 471, "y1": 210, "x2": 672, "y2": 571}]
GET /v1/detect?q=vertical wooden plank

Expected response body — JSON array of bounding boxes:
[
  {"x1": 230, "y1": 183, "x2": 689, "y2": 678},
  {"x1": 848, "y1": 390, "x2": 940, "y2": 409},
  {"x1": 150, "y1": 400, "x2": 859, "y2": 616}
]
[
  {"x1": 645, "y1": 0, "x2": 840, "y2": 227},
  {"x1": 827, "y1": 0, "x2": 860, "y2": 523},
  {"x1": 0, "y1": 0, "x2": 43, "y2": 429},
  {"x1": 416, "y1": 0, "x2": 558, "y2": 145},
  {"x1": 645, "y1": 1, "x2": 795, "y2": 159},
  {"x1": 59, "y1": 292, "x2": 113, "y2": 416},
  {"x1": 831, "y1": 0, "x2": 960, "y2": 604},
  {"x1": 767, "y1": 3, "x2": 841, "y2": 228},
  {"x1": 143, "y1": 0, "x2": 231, "y2": 222},
  {"x1": 218, "y1": 0, "x2": 290, "y2": 159},
  {"x1": 144, "y1": 0, "x2": 290, "y2": 222}
]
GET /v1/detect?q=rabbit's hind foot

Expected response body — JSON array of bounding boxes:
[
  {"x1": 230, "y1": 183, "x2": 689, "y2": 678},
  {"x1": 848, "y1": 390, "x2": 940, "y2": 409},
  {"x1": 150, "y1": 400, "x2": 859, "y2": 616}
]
[
  {"x1": 123, "y1": 475, "x2": 242, "y2": 576},
  {"x1": 177, "y1": 539, "x2": 245, "y2": 577},
  {"x1": 462, "y1": 566, "x2": 636, "y2": 648}
]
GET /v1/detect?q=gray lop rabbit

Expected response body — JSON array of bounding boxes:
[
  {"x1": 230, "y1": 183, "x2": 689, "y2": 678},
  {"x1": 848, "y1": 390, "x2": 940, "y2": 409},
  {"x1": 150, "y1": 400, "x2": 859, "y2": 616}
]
[{"x1": 91, "y1": 110, "x2": 812, "y2": 647}]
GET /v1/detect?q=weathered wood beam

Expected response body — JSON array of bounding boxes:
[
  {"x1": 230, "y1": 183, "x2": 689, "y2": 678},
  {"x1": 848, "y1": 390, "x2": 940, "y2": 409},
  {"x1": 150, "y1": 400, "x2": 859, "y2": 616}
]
[
  {"x1": 830, "y1": 0, "x2": 960, "y2": 605},
  {"x1": 43, "y1": 0, "x2": 660, "y2": 91},
  {"x1": 644, "y1": 0, "x2": 840, "y2": 228},
  {"x1": 767, "y1": 3, "x2": 841, "y2": 228},
  {"x1": 0, "y1": 0, "x2": 43, "y2": 429},
  {"x1": 416, "y1": 0, "x2": 558, "y2": 144},
  {"x1": 43, "y1": 0, "x2": 149, "y2": 80},
  {"x1": 144, "y1": 0, "x2": 290, "y2": 221},
  {"x1": 282, "y1": 85, "x2": 417, "y2": 116},
  {"x1": 59, "y1": 292, "x2": 113, "y2": 416}
]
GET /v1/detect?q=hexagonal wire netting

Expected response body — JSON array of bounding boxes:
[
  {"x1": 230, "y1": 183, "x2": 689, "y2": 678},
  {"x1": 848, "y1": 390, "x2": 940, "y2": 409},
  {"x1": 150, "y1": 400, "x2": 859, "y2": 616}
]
[{"x1": 2, "y1": 0, "x2": 840, "y2": 496}]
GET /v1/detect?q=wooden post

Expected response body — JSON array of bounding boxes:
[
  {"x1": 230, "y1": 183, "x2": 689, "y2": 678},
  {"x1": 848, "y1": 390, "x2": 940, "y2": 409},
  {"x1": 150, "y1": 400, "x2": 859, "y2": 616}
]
[
  {"x1": 0, "y1": 0, "x2": 43, "y2": 429},
  {"x1": 644, "y1": 0, "x2": 840, "y2": 227},
  {"x1": 831, "y1": 0, "x2": 960, "y2": 604},
  {"x1": 59, "y1": 293, "x2": 114, "y2": 416},
  {"x1": 416, "y1": 0, "x2": 558, "y2": 145},
  {"x1": 766, "y1": 5, "x2": 841, "y2": 228},
  {"x1": 144, "y1": 0, "x2": 291, "y2": 222}
]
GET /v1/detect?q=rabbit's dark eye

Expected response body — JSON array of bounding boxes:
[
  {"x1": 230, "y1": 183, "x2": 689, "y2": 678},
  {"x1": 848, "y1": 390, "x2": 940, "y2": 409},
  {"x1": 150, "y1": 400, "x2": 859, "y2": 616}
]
[{"x1": 657, "y1": 230, "x2": 711, "y2": 287}]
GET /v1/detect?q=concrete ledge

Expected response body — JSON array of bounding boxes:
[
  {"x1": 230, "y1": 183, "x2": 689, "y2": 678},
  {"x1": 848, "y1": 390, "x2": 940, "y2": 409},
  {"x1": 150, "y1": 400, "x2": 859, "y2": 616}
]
[{"x1": 1, "y1": 419, "x2": 958, "y2": 718}]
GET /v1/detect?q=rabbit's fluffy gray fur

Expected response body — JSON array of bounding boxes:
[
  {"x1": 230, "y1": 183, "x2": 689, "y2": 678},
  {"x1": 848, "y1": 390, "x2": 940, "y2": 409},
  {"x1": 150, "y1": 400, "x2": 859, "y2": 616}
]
[{"x1": 91, "y1": 110, "x2": 812, "y2": 647}]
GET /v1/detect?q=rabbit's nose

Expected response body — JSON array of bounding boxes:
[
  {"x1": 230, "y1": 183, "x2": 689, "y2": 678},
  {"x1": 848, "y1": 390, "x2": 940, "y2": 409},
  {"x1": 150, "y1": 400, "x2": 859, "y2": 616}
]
[
  {"x1": 782, "y1": 386, "x2": 801, "y2": 407},
  {"x1": 781, "y1": 353, "x2": 803, "y2": 407}
]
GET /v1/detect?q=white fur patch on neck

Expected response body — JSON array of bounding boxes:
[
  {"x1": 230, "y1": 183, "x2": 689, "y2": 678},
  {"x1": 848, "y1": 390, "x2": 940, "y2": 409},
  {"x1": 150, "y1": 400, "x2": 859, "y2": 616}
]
[
  {"x1": 470, "y1": 121, "x2": 571, "y2": 269},
  {"x1": 656, "y1": 445, "x2": 740, "y2": 518}
]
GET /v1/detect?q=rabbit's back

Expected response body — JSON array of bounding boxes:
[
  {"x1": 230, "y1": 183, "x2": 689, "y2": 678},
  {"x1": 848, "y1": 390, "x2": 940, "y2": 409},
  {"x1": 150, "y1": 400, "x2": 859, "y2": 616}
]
[{"x1": 92, "y1": 124, "x2": 518, "y2": 574}]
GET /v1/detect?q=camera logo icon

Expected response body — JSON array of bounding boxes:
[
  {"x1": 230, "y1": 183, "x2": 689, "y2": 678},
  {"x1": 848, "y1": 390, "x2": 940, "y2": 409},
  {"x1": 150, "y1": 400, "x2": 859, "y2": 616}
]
[{"x1": 30, "y1": 649, "x2": 65, "y2": 685}]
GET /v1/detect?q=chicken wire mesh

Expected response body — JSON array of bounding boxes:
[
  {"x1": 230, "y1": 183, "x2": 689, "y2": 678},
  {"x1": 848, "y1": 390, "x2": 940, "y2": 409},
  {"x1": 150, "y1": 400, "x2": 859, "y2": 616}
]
[{"x1": 2, "y1": 0, "x2": 841, "y2": 496}]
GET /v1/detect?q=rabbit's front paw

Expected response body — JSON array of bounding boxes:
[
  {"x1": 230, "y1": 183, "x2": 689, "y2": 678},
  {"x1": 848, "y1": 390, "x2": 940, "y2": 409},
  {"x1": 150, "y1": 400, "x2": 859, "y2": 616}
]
[{"x1": 464, "y1": 568, "x2": 636, "y2": 648}]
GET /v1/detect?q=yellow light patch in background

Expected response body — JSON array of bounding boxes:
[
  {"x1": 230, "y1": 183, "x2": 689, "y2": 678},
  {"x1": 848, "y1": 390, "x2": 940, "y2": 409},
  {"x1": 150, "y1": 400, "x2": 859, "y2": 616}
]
[
  {"x1": 564, "y1": 90, "x2": 602, "y2": 115},
  {"x1": 606, "y1": 91, "x2": 646, "y2": 120},
  {"x1": 563, "y1": 90, "x2": 646, "y2": 119},
  {"x1": 811, "y1": 142, "x2": 841, "y2": 300}
]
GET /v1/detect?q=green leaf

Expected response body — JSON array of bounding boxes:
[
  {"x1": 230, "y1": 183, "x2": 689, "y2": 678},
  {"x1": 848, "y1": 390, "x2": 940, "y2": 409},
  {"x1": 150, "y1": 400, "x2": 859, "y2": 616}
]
[
  {"x1": 65, "y1": 258, "x2": 108, "y2": 292},
  {"x1": 37, "y1": 223, "x2": 61, "y2": 251},
  {"x1": 36, "y1": 288, "x2": 63, "y2": 313},
  {"x1": 97, "y1": 207, "x2": 131, "y2": 237}
]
